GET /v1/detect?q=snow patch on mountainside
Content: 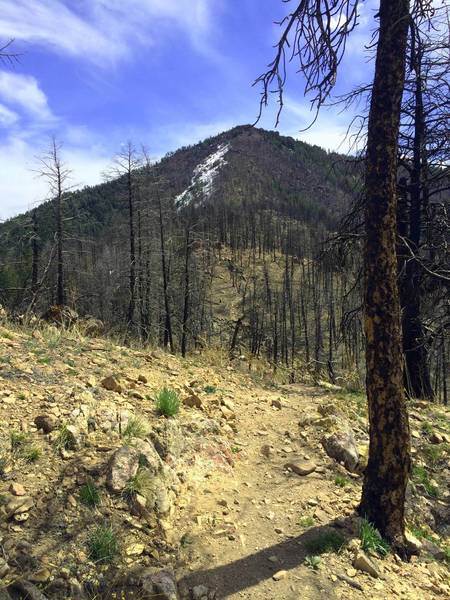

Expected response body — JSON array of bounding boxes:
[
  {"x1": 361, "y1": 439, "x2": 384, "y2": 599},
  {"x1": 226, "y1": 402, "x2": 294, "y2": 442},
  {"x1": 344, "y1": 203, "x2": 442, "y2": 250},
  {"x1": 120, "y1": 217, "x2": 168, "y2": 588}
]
[{"x1": 175, "y1": 143, "x2": 230, "y2": 208}]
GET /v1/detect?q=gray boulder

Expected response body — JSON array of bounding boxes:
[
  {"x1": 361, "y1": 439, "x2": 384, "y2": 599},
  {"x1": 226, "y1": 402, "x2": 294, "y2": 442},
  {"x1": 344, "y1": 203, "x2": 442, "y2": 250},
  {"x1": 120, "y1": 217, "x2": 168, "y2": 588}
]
[
  {"x1": 141, "y1": 568, "x2": 179, "y2": 600},
  {"x1": 106, "y1": 446, "x2": 139, "y2": 493},
  {"x1": 322, "y1": 428, "x2": 359, "y2": 472},
  {"x1": 150, "y1": 420, "x2": 185, "y2": 461}
]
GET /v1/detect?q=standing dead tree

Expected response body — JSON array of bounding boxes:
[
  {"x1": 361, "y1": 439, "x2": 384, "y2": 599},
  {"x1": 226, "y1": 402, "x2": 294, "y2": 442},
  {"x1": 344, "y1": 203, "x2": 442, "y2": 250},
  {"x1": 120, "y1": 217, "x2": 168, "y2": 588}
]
[
  {"x1": 106, "y1": 143, "x2": 143, "y2": 331},
  {"x1": 37, "y1": 138, "x2": 72, "y2": 307},
  {"x1": 256, "y1": 0, "x2": 435, "y2": 553}
]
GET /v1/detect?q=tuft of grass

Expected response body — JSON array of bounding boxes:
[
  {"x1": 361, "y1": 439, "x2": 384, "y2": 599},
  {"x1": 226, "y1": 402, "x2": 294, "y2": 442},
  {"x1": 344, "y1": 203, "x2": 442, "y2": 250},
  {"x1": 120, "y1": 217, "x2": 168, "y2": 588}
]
[
  {"x1": 23, "y1": 446, "x2": 41, "y2": 463},
  {"x1": 54, "y1": 424, "x2": 76, "y2": 451},
  {"x1": 87, "y1": 524, "x2": 118, "y2": 563},
  {"x1": 304, "y1": 530, "x2": 345, "y2": 555},
  {"x1": 409, "y1": 524, "x2": 437, "y2": 543},
  {"x1": 79, "y1": 480, "x2": 101, "y2": 508},
  {"x1": 37, "y1": 356, "x2": 52, "y2": 365},
  {"x1": 9, "y1": 432, "x2": 40, "y2": 462},
  {"x1": 204, "y1": 385, "x2": 217, "y2": 394},
  {"x1": 10, "y1": 431, "x2": 29, "y2": 452},
  {"x1": 359, "y1": 519, "x2": 390, "y2": 557},
  {"x1": 155, "y1": 388, "x2": 180, "y2": 417},
  {"x1": 434, "y1": 413, "x2": 450, "y2": 433},
  {"x1": 123, "y1": 468, "x2": 154, "y2": 501},
  {"x1": 42, "y1": 328, "x2": 63, "y2": 349},
  {"x1": 298, "y1": 516, "x2": 315, "y2": 529},
  {"x1": 304, "y1": 555, "x2": 321, "y2": 571},
  {"x1": 412, "y1": 465, "x2": 439, "y2": 498},
  {"x1": 334, "y1": 474, "x2": 349, "y2": 488},
  {"x1": 421, "y1": 421, "x2": 433, "y2": 435},
  {"x1": 423, "y1": 443, "x2": 449, "y2": 468},
  {"x1": 122, "y1": 416, "x2": 148, "y2": 440}
]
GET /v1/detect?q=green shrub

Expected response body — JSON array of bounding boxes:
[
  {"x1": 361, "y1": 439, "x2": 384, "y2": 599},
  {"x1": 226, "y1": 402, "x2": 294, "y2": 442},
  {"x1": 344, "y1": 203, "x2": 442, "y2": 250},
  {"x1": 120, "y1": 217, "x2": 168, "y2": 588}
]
[
  {"x1": 204, "y1": 385, "x2": 217, "y2": 394},
  {"x1": 359, "y1": 519, "x2": 390, "y2": 557},
  {"x1": 79, "y1": 480, "x2": 101, "y2": 508},
  {"x1": 87, "y1": 525, "x2": 118, "y2": 563},
  {"x1": 155, "y1": 388, "x2": 180, "y2": 417}
]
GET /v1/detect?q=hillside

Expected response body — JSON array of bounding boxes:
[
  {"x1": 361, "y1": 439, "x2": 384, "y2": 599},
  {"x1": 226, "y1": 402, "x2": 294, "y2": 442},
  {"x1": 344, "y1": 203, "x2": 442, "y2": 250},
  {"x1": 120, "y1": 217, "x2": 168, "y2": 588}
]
[
  {"x1": 0, "y1": 126, "x2": 369, "y2": 391},
  {"x1": 0, "y1": 125, "x2": 356, "y2": 308},
  {"x1": 0, "y1": 318, "x2": 448, "y2": 599},
  {"x1": 0, "y1": 125, "x2": 356, "y2": 245}
]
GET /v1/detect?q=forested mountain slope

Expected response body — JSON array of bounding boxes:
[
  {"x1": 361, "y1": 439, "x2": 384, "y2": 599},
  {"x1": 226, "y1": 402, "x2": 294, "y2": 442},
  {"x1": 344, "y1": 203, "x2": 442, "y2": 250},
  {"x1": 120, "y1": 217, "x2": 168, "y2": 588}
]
[
  {"x1": 0, "y1": 125, "x2": 355, "y2": 257},
  {"x1": 0, "y1": 126, "x2": 360, "y2": 371}
]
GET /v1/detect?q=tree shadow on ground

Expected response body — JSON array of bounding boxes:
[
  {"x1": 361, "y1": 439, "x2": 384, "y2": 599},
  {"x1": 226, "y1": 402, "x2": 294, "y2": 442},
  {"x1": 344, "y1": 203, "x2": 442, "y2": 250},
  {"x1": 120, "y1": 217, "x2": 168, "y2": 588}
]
[{"x1": 179, "y1": 516, "x2": 357, "y2": 599}]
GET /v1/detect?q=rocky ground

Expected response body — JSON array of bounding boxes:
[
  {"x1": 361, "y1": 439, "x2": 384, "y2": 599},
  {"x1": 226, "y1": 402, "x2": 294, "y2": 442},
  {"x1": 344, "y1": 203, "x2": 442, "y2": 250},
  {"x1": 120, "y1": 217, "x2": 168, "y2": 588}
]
[{"x1": 0, "y1": 320, "x2": 448, "y2": 599}]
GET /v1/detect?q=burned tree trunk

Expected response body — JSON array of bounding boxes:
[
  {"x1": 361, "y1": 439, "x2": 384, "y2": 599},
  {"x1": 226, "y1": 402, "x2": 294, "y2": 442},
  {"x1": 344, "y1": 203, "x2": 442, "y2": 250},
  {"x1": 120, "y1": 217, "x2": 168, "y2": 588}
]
[
  {"x1": 181, "y1": 225, "x2": 191, "y2": 358},
  {"x1": 158, "y1": 196, "x2": 174, "y2": 353},
  {"x1": 359, "y1": 0, "x2": 411, "y2": 553},
  {"x1": 31, "y1": 210, "x2": 39, "y2": 297},
  {"x1": 400, "y1": 39, "x2": 433, "y2": 400}
]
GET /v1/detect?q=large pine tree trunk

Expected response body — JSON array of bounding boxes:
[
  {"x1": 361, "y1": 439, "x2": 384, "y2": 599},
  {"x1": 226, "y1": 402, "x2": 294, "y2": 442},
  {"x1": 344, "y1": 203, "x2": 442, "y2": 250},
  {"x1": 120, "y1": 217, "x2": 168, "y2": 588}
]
[{"x1": 359, "y1": 0, "x2": 411, "y2": 553}]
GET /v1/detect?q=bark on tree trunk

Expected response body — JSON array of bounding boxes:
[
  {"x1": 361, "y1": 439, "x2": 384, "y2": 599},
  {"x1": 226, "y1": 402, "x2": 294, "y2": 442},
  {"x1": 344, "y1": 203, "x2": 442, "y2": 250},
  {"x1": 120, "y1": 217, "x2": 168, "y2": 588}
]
[{"x1": 359, "y1": 0, "x2": 411, "y2": 554}]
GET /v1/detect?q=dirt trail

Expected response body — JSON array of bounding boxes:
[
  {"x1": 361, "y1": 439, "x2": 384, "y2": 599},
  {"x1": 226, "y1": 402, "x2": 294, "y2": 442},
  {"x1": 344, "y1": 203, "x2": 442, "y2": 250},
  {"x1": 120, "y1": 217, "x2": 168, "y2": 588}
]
[
  {"x1": 0, "y1": 323, "x2": 447, "y2": 600},
  {"x1": 179, "y1": 383, "x2": 353, "y2": 599},
  {"x1": 177, "y1": 379, "x2": 449, "y2": 600}
]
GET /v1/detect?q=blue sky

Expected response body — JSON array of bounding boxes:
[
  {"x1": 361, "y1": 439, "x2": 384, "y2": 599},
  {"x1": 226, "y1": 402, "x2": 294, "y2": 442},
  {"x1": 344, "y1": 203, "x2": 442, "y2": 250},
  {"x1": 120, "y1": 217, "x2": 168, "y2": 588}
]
[{"x1": 0, "y1": 0, "x2": 378, "y2": 220}]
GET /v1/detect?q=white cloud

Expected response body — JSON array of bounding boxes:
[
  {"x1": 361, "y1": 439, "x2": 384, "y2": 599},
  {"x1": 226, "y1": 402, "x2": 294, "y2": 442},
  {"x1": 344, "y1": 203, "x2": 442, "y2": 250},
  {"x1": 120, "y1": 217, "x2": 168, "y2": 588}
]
[
  {"x1": 0, "y1": 71, "x2": 55, "y2": 121},
  {"x1": 155, "y1": 119, "x2": 237, "y2": 154},
  {"x1": 0, "y1": 103, "x2": 18, "y2": 126},
  {"x1": 0, "y1": 1, "x2": 125, "y2": 65},
  {"x1": 0, "y1": 0, "x2": 219, "y2": 66},
  {"x1": 0, "y1": 134, "x2": 109, "y2": 221},
  {"x1": 281, "y1": 97, "x2": 365, "y2": 154}
]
